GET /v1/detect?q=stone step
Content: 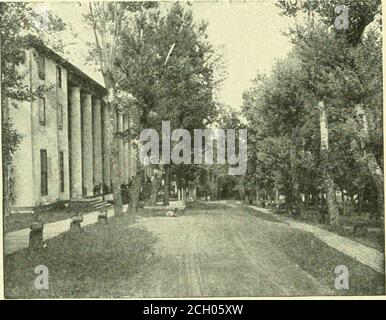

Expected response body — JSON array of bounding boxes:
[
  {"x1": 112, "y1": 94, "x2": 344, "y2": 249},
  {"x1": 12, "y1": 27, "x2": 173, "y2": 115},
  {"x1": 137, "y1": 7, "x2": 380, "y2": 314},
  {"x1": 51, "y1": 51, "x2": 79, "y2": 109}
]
[
  {"x1": 70, "y1": 198, "x2": 102, "y2": 205},
  {"x1": 94, "y1": 203, "x2": 111, "y2": 210},
  {"x1": 68, "y1": 196, "x2": 109, "y2": 212}
]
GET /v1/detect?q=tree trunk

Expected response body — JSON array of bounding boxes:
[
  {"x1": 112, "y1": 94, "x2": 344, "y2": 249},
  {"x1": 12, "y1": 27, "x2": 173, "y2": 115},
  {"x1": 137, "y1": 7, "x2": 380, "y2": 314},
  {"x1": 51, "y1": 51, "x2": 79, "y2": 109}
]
[
  {"x1": 312, "y1": 191, "x2": 319, "y2": 208},
  {"x1": 108, "y1": 95, "x2": 123, "y2": 216},
  {"x1": 319, "y1": 100, "x2": 339, "y2": 225},
  {"x1": 126, "y1": 144, "x2": 143, "y2": 215},
  {"x1": 255, "y1": 180, "x2": 260, "y2": 207},
  {"x1": 110, "y1": 138, "x2": 123, "y2": 216},
  {"x1": 289, "y1": 142, "x2": 301, "y2": 211},
  {"x1": 341, "y1": 188, "x2": 345, "y2": 214},
  {"x1": 355, "y1": 104, "x2": 384, "y2": 218},
  {"x1": 163, "y1": 164, "x2": 171, "y2": 206},
  {"x1": 1, "y1": 34, "x2": 10, "y2": 218},
  {"x1": 2, "y1": 94, "x2": 10, "y2": 217},
  {"x1": 365, "y1": 155, "x2": 384, "y2": 218},
  {"x1": 213, "y1": 176, "x2": 218, "y2": 200},
  {"x1": 102, "y1": 79, "x2": 123, "y2": 216},
  {"x1": 149, "y1": 171, "x2": 161, "y2": 206},
  {"x1": 209, "y1": 171, "x2": 216, "y2": 200},
  {"x1": 192, "y1": 186, "x2": 197, "y2": 200},
  {"x1": 275, "y1": 187, "x2": 279, "y2": 208},
  {"x1": 305, "y1": 193, "x2": 310, "y2": 209},
  {"x1": 359, "y1": 186, "x2": 365, "y2": 213},
  {"x1": 128, "y1": 169, "x2": 143, "y2": 215}
]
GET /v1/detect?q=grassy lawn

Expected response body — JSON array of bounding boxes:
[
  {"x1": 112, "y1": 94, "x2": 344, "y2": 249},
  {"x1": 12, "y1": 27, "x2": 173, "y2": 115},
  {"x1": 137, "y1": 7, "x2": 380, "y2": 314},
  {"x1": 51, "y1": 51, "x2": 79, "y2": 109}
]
[
  {"x1": 272, "y1": 208, "x2": 385, "y2": 252},
  {"x1": 270, "y1": 228, "x2": 385, "y2": 296},
  {"x1": 5, "y1": 208, "x2": 72, "y2": 233},
  {"x1": 138, "y1": 207, "x2": 173, "y2": 218},
  {"x1": 184, "y1": 200, "x2": 232, "y2": 211},
  {"x1": 325, "y1": 224, "x2": 385, "y2": 252},
  {"x1": 4, "y1": 215, "x2": 157, "y2": 298},
  {"x1": 243, "y1": 206, "x2": 283, "y2": 223}
]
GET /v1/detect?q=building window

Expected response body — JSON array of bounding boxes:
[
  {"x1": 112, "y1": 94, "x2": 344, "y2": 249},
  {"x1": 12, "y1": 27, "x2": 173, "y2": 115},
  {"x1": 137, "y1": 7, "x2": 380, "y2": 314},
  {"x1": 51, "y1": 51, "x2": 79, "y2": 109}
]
[
  {"x1": 38, "y1": 54, "x2": 45, "y2": 80},
  {"x1": 39, "y1": 97, "x2": 46, "y2": 125},
  {"x1": 58, "y1": 103, "x2": 63, "y2": 130},
  {"x1": 40, "y1": 149, "x2": 48, "y2": 196},
  {"x1": 59, "y1": 151, "x2": 64, "y2": 193},
  {"x1": 56, "y1": 66, "x2": 62, "y2": 88}
]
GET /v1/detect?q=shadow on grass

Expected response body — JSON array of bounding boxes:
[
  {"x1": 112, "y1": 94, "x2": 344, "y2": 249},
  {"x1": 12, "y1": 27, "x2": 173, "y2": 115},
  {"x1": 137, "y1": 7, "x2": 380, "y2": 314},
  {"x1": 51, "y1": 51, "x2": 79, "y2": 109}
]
[
  {"x1": 182, "y1": 201, "x2": 284, "y2": 222},
  {"x1": 137, "y1": 208, "x2": 169, "y2": 218},
  {"x1": 284, "y1": 212, "x2": 385, "y2": 252},
  {"x1": 5, "y1": 208, "x2": 72, "y2": 233},
  {"x1": 270, "y1": 228, "x2": 385, "y2": 296},
  {"x1": 324, "y1": 225, "x2": 384, "y2": 253},
  {"x1": 243, "y1": 206, "x2": 283, "y2": 224},
  {"x1": 4, "y1": 215, "x2": 158, "y2": 298},
  {"x1": 184, "y1": 201, "x2": 231, "y2": 212}
]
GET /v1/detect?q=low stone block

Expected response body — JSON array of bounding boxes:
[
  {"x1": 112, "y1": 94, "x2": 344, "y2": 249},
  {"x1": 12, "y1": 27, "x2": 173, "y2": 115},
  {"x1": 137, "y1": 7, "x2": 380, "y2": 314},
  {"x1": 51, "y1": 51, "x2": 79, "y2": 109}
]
[
  {"x1": 29, "y1": 222, "x2": 44, "y2": 251},
  {"x1": 165, "y1": 210, "x2": 176, "y2": 217},
  {"x1": 98, "y1": 209, "x2": 108, "y2": 223},
  {"x1": 70, "y1": 215, "x2": 83, "y2": 232}
]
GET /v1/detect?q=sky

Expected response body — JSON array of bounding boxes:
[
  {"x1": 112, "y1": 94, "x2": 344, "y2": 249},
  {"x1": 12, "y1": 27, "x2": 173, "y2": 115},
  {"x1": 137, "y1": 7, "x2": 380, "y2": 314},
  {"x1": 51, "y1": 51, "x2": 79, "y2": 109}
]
[{"x1": 33, "y1": 1, "x2": 293, "y2": 109}]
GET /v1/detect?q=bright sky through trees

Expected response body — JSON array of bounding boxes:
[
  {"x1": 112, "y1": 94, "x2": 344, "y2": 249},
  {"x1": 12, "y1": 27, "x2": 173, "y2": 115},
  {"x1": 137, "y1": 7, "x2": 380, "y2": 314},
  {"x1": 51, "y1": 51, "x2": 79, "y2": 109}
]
[{"x1": 32, "y1": 1, "x2": 293, "y2": 109}]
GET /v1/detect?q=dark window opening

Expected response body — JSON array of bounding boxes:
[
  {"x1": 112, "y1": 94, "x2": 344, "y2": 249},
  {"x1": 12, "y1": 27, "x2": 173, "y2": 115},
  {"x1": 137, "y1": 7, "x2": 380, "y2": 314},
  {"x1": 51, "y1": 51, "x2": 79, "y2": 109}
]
[
  {"x1": 38, "y1": 54, "x2": 45, "y2": 80},
  {"x1": 56, "y1": 66, "x2": 62, "y2": 88},
  {"x1": 59, "y1": 151, "x2": 64, "y2": 193},
  {"x1": 40, "y1": 149, "x2": 48, "y2": 196},
  {"x1": 58, "y1": 103, "x2": 63, "y2": 130},
  {"x1": 39, "y1": 97, "x2": 46, "y2": 125}
]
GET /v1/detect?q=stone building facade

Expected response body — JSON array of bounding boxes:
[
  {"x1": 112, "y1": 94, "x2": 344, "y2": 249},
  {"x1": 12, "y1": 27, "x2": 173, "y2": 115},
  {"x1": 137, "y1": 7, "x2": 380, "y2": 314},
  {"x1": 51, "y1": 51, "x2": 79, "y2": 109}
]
[{"x1": 9, "y1": 43, "x2": 136, "y2": 213}]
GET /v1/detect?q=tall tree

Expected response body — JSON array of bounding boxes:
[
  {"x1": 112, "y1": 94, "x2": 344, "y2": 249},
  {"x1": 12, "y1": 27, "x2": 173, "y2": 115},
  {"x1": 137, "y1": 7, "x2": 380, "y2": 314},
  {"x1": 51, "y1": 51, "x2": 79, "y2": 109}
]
[
  {"x1": 278, "y1": 0, "x2": 383, "y2": 222},
  {"x1": 84, "y1": 2, "x2": 156, "y2": 216},
  {"x1": 241, "y1": 0, "x2": 382, "y2": 224},
  {"x1": 117, "y1": 2, "x2": 222, "y2": 210}
]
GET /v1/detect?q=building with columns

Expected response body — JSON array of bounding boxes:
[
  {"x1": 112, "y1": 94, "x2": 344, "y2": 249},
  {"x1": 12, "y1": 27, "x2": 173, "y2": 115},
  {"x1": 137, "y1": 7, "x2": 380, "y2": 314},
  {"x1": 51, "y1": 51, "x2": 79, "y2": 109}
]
[{"x1": 9, "y1": 41, "x2": 134, "y2": 213}]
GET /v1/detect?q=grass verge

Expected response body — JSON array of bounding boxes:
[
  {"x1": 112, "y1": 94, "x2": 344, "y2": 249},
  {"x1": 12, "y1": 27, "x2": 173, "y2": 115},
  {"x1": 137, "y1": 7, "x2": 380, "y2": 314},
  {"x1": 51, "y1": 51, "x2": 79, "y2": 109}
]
[
  {"x1": 280, "y1": 210, "x2": 385, "y2": 252},
  {"x1": 5, "y1": 208, "x2": 72, "y2": 233},
  {"x1": 4, "y1": 215, "x2": 157, "y2": 298},
  {"x1": 270, "y1": 228, "x2": 385, "y2": 296}
]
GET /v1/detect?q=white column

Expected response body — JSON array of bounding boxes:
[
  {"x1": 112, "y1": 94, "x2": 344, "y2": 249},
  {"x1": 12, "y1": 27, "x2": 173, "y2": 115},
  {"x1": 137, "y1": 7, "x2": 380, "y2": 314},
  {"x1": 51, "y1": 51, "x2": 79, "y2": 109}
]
[
  {"x1": 81, "y1": 92, "x2": 93, "y2": 196},
  {"x1": 69, "y1": 87, "x2": 82, "y2": 199},
  {"x1": 92, "y1": 98, "x2": 103, "y2": 188}
]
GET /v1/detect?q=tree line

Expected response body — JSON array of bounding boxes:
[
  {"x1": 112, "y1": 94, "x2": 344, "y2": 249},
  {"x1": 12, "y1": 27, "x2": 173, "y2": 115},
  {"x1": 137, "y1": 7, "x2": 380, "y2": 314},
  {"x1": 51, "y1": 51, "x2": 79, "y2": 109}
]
[{"x1": 241, "y1": 0, "x2": 382, "y2": 225}]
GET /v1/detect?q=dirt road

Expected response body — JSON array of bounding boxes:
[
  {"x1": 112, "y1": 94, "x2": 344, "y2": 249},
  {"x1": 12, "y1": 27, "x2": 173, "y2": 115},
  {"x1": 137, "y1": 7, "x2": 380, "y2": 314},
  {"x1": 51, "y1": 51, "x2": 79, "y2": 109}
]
[{"x1": 126, "y1": 201, "x2": 333, "y2": 298}]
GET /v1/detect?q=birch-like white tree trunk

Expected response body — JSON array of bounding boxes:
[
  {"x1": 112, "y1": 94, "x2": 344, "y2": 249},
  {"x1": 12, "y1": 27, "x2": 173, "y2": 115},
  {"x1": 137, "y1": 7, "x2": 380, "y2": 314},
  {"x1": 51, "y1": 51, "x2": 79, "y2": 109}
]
[
  {"x1": 318, "y1": 100, "x2": 339, "y2": 225},
  {"x1": 355, "y1": 104, "x2": 384, "y2": 218}
]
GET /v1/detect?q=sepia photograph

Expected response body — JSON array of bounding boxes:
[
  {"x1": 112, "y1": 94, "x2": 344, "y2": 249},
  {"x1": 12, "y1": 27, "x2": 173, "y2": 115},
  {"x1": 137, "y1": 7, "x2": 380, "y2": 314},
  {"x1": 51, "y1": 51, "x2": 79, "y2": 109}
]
[{"x1": 0, "y1": 0, "x2": 385, "y2": 300}]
